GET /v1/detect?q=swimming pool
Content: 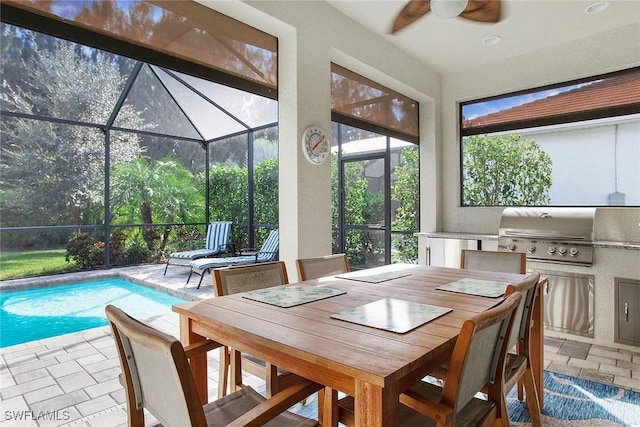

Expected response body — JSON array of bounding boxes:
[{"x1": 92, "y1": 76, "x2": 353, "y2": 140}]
[{"x1": 0, "y1": 278, "x2": 187, "y2": 348}]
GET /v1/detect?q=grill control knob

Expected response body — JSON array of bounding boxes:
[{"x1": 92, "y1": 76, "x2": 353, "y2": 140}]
[
  {"x1": 547, "y1": 246, "x2": 556, "y2": 255},
  {"x1": 527, "y1": 245, "x2": 536, "y2": 254},
  {"x1": 558, "y1": 246, "x2": 567, "y2": 256},
  {"x1": 507, "y1": 243, "x2": 517, "y2": 251},
  {"x1": 569, "y1": 247, "x2": 579, "y2": 257}
]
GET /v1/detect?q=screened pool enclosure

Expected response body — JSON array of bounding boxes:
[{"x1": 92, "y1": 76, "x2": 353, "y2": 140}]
[
  {"x1": 1, "y1": 23, "x2": 279, "y2": 269},
  {"x1": 1, "y1": 6, "x2": 421, "y2": 276}
]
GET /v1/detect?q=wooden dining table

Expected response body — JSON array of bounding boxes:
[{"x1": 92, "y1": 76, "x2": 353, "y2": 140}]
[{"x1": 173, "y1": 264, "x2": 545, "y2": 427}]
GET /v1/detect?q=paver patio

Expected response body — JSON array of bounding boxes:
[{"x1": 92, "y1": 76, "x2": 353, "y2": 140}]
[{"x1": 1, "y1": 264, "x2": 638, "y2": 426}]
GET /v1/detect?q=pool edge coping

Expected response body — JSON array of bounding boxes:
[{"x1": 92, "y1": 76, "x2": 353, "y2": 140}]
[{"x1": 0, "y1": 269, "x2": 203, "y2": 302}]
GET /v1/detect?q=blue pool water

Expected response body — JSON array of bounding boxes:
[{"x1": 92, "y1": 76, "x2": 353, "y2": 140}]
[{"x1": 0, "y1": 278, "x2": 187, "y2": 348}]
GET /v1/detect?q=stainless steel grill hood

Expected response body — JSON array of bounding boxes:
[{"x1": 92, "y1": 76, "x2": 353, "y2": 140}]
[
  {"x1": 498, "y1": 207, "x2": 596, "y2": 265},
  {"x1": 499, "y1": 207, "x2": 596, "y2": 242}
]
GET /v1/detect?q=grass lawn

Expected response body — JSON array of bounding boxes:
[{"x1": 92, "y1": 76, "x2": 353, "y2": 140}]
[{"x1": 0, "y1": 249, "x2": 77, "y2": 281}]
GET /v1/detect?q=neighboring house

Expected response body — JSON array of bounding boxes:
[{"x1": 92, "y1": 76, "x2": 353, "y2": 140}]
[{"x1": 464, "y1": 73, "x2": 640, "y2": 206}]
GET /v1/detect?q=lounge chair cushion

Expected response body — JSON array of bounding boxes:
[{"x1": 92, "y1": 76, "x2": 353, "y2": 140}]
[
  {"x1": 170, "y1": 248, "x2": 220, "y2": 260},
  {"x1": 191, "y1": 256, "x2": 260, "y2": 274}
]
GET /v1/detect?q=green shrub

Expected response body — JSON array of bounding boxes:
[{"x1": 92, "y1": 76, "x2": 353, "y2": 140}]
[
  {"x1": 66, "y1": 232, "x2": 104, "y2": 269},
  {"x1": 126, "y1": 240, "x2": 150, "y2": 264}
]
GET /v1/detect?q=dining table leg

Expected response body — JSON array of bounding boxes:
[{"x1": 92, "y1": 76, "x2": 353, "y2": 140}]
[
  {"x1": 318, "y1": 387, "x2": 339, "y2": 427},
  {"x1": 355, "y1": 380, "x2": 399, "y2": 426},
  {"x1": 180, "y1": 316, "x2": 209, "y2": 405}
]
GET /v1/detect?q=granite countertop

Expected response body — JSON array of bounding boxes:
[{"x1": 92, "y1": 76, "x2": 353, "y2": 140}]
[
  {"x1": 415, "y1": 232, "x2": 640, "y2": 250},
  {"x1": 414, "y1": 231, "x2": 499, "y2": 240}
]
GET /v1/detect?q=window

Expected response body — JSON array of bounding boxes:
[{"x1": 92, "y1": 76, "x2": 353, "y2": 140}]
[
  {"x1": 460, "y1": 68, "x2": 640, "y2": 207},
  {"x1": 330, "y1": 65, "x2": 420, "y2": 266}
]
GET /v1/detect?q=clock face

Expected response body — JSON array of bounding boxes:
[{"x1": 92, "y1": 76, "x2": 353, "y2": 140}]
[{"x1": 302, "y1": 126, "x2": 329, "y2": 165}]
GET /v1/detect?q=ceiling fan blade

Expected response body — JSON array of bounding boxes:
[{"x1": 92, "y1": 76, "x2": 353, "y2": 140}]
[
  {"x1": 390, "y1": 0, "x2": 431, "y2": 34},
  {"x1": 459, "y1": 0, "x2": 502, "y2": 23}
]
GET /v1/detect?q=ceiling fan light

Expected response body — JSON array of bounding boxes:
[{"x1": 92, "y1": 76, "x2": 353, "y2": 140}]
[
  {"x1": 431, "y1": 0, "x2": 469, "y2": 18},
  {"x1": 585, "y1": 1, "x2": 609, "y2": 14},
  {"x1": 482, "y1": 35, "x2": 502, "y2": 45}
]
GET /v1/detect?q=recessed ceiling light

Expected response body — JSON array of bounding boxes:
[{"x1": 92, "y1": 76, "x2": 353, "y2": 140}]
[
  {"x1": 482, "y1": 36, "x2": 502, "y2": 46},
  {"x1": 585, "y1": 2, "x2": 609, "y2": 14}
]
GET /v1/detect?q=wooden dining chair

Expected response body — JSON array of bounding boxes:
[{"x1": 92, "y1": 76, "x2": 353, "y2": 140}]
[
  {"x1": 212, "y1": 261, "x2": 304, "y2": 399},
  {"x1": 105, "y1": 305, "x2": 320, "y2": 427},
  {"x1": 335, "y1": 292, "x2": 522, "y2": 427},
  {"x1": 427, "y1": 273, "x2": 542, "y2": 427},
  {"x1": 501, "y1": 272, "x2": 542, "y2": 427},
  {"x1": 461, "y1": 249, "x2": 526, "y2": 274},
  {"x1": 295, "y1": 253, "x2": 350, "y2": 281}
]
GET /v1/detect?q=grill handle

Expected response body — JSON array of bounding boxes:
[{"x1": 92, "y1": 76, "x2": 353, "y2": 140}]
[{"x1": 501, "y1": 230, "x2": 588, "y2": 241}]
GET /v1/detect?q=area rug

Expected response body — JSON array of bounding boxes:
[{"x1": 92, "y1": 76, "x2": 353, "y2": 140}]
[
  {"x1": 289, "y1": 371, "x2": 640, "y2": 426},
  {"x1": 508, "y1": 371, "x2": 640, "y2": 427}
]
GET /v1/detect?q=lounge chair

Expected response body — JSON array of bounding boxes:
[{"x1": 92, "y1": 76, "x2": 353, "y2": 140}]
[
  {"x1": 187, "y1": 229, "x2": 279, "y2": 288},
  {"x1": 164, "y1": 221, "x2": 232, "y2": 275}
]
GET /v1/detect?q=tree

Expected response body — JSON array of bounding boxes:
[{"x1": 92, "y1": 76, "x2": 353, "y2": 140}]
[
  {"x1": 110, "y1": 157, "x2": 202, "y2": 252},
  {"x1": 0, "y1": 35, "x2": 146, "y2": 227},
  {"x1": 208, "y1": 164, "x2": 248, "y2": 248},
  {"x1": 331, "y1": 157, "x2": 370, "y2": 265},
  {"x1": 462, "y1": 134, "x2": 552, "y2": 206},
  {"x1": 253, "y1": 157, "x2": 279, "y2": 226},
  {"x1": 391, "y1": 146, "x2": 419, "y2": 262}
]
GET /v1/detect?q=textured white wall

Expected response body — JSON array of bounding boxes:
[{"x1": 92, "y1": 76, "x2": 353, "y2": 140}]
[{"x1": 523, "y1": 121, "x2": 640, "y2": 206}]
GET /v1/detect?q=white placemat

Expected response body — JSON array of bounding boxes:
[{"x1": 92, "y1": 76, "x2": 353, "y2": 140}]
[
  {"x1": 436, "y1": 278, "x2": 508, "y2": 298},
  {"x1": 331, "y1": 298, "x2": 452, "y2": 333},
  {"x1": 335, "y1": 270, "x2": 411, "y2": 283},
  {"x1": 243, "y1": 285, "x2": 346, "y2": 308}
]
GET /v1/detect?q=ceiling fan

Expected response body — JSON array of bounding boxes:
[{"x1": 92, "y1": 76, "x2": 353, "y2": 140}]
[{"x1": 391, "y1": 0, "x2": 502, "y2": 34}]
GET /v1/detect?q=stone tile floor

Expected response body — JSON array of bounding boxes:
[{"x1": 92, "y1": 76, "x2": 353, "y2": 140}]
[{"x1": 1, "y1": 264, "x2": 638, "y2": 426}]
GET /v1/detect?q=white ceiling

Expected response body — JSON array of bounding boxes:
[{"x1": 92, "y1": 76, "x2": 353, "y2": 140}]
[{"x1": 326, "y1": 0, "x2": 640, "y2": 74}]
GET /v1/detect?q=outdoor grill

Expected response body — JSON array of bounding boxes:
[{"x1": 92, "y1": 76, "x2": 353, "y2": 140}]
[
  {"x1": 498, "y1": 207, "x2": 596, "y2": 266},
  {"x1": 498, "y1": 207, "x2": 597, "y2": 337}
]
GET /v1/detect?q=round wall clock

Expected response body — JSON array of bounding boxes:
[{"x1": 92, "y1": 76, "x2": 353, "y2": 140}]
[{"x1": 301, "y1": 125, "x2": 329, "y2": 165}]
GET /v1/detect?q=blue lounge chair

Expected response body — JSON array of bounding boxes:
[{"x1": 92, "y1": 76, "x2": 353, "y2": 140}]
[
  {"x1": 188, "y1": 229, "x2": 279, "y2": 288},
  {"x1": 164, "y1": 221, "x2": 233, "y2": 275}
]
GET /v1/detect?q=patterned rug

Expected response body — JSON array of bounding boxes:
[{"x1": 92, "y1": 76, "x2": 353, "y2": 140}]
[
  {"x1": 289, "y1": 371, "x2": 640, "y2": 426},
  {"x1": 508, "y1": 371, "x2": 640, "y2": 427}
]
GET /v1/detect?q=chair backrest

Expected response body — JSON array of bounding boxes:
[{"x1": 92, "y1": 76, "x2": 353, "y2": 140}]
[
  {"x1": 442, "y1": 292, "x2": 522, "y2": 415},
  {"x1": 256, "y1": 230, "x2": 279, "y2": 262},
  {"x1": 460, "y1": 249, "x2": 526, "y2": 274},
  {"x1": 212, "y1": 260, "x2": 288, "y2": 297},
  {"x1": 295, "y1": 253, "x2": 350, "y2": 281},
  {"x1": 105, "y1": 305, "x2": 208, "y2": 427},
  {"x1": 205, "y1": 221, "x2": 232, "y2": 251},
  {"x1": 504, "y1": 272, "x2": 541, "y2": 351}
]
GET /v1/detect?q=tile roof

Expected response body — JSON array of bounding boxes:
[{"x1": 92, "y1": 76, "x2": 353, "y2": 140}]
[{"x1": 464, "y1": 71, "x2": 640, "y2": 129}]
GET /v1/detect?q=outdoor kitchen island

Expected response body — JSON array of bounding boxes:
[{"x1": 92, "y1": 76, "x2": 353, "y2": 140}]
[{"x1": 416, "y1": 208, "x2": 640, "y2": 353}]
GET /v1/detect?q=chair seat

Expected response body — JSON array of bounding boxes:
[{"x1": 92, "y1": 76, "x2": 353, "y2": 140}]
[
  {"x1": 338, "y1": 380, "x2": 496, "y2": 427},
  {"x1": 504, "y1": 353, "x2": 527, "y2": 390},
  {"x1": 204, "y1": 386, "x2": 317, "y2": 427},
  {"x1": 191, "y1": 256, "x2": 258, "y2": 274},
  {"x1": 171, "y1": 248, "x2": 219, "y2": 260}
]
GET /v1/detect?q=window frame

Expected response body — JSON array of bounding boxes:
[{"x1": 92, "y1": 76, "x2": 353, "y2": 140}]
[{"x1": 459, "y1": 67, "x2": 640, "y2": 208}]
